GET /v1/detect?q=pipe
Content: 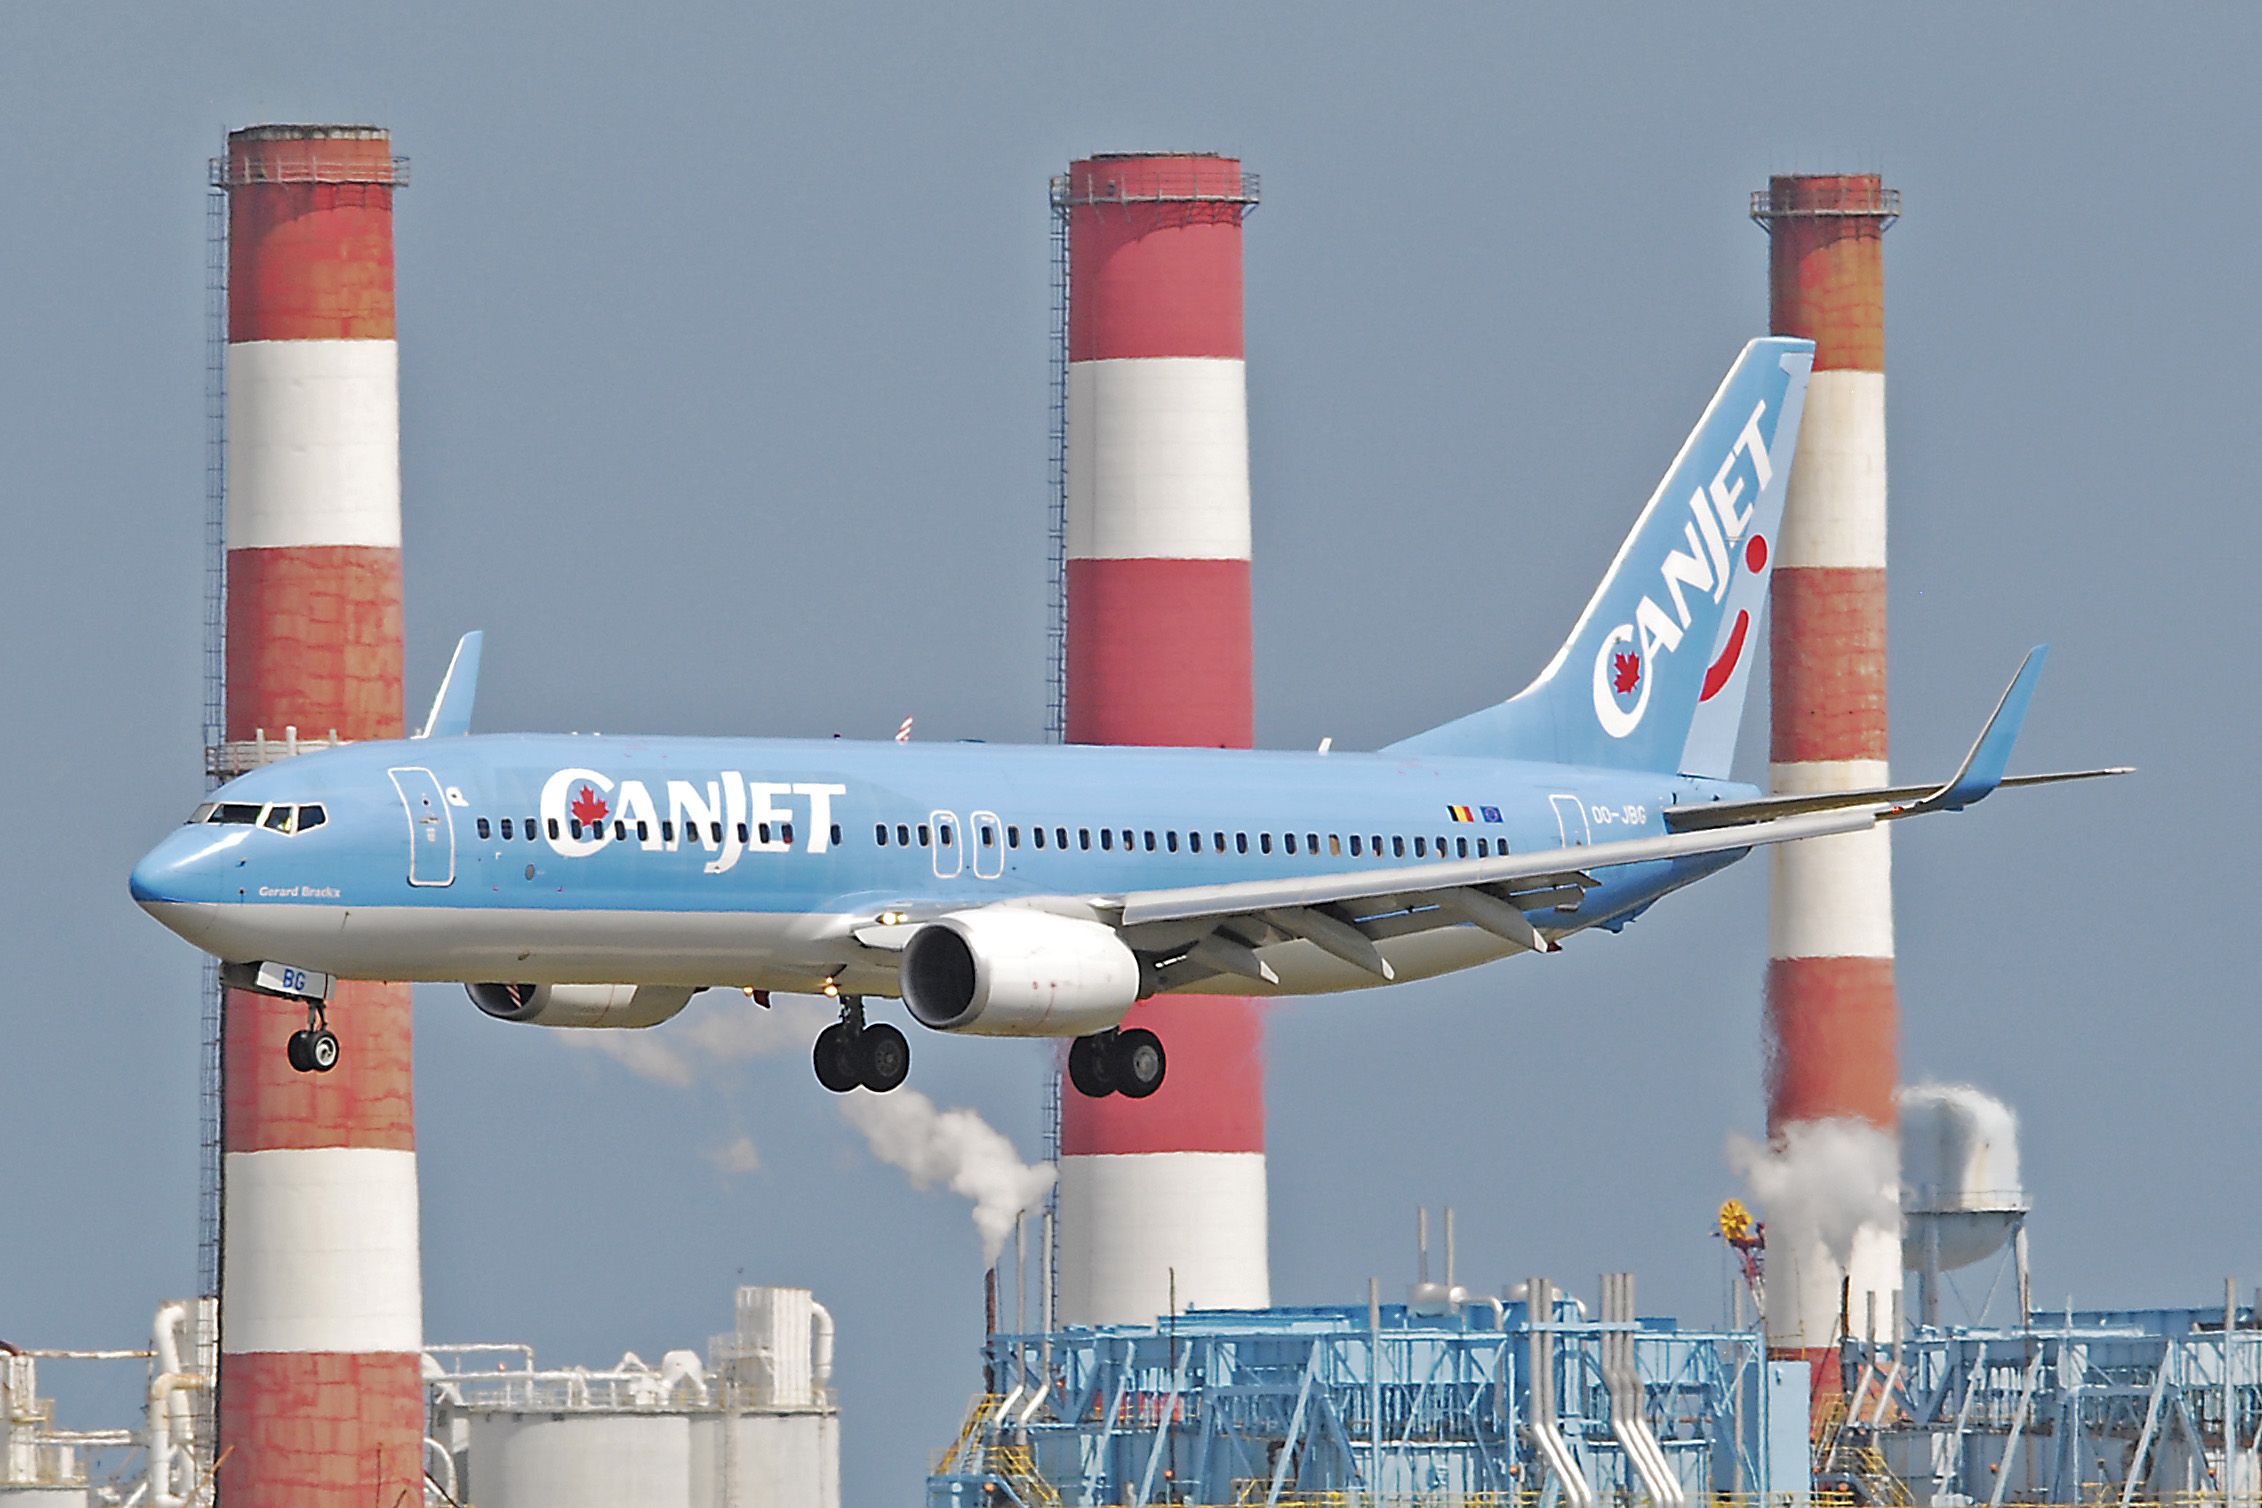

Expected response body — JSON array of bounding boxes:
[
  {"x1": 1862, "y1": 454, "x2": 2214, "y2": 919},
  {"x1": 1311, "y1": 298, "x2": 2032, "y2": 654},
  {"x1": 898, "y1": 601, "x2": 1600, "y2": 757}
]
[
  {"x1": 808, "y1": 1300, "x2": 835, "y2": 1396},
  {"x1": 657, "y1": 1349, "x2": 709, "y2": 1406},
  {"x1": 147, "y1": 1372, "x2": 208, "y2": 1508},
  {"x1": 152, "y1": 1303, "x2": 196, "y2": 1450},
  {"x1": 424, "y1": 1436, "x2": 458, "y2": 1501}
]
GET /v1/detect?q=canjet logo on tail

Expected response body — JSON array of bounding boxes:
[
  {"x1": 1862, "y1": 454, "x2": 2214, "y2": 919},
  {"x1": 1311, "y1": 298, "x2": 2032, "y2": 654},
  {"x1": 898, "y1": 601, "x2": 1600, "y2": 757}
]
[
  {"x1": 1591, "y1": 401, "x2": 1775, "y2": 738},
  {"x1": 538, "y1": 768, "x2": 848, "y2": 873}
]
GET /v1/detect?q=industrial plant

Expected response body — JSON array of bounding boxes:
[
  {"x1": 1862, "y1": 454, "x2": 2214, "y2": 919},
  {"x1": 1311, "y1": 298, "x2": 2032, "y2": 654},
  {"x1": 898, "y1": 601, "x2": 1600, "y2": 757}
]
[{"x1": 2, "y1": 127, "x2": 2246, "y2": 1508}]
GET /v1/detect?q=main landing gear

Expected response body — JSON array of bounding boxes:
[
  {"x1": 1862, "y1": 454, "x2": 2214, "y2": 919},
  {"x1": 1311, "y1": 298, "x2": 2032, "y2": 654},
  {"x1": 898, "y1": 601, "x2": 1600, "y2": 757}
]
[
  {"x1": 286, "y1": 999, "x2": 340, "y2": 1075},
  {"x1": 1067, "y1": 1028, "x2": 1166, "y2": 1100},
  {"x1": 812, "y1": 997, "x2": 911, "y2": 1095}
]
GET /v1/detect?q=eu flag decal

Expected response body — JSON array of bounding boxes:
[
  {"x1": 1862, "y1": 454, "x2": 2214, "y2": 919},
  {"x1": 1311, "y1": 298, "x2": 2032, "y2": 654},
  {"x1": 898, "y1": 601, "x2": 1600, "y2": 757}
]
[{"x1": 1479, "y1": 806, "x2": 1503, "y2": 823}]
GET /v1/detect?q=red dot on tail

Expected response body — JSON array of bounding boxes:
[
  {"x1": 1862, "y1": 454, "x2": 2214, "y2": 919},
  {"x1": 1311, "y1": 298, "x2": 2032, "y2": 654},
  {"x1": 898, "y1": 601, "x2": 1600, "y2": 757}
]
[{"x1": 1745, "y1": 535, "x2": 1768, "y2": 573}]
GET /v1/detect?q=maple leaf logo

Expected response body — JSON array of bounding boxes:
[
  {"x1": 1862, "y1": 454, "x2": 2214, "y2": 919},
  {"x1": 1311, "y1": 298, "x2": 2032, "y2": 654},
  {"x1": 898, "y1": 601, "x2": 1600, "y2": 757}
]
[
  {"x1": 1611, "y1": 651, "x2": 1641, "y2": 696},
  {"x1": 571, "y1": 785, "x2": 610, "y2": 827}
]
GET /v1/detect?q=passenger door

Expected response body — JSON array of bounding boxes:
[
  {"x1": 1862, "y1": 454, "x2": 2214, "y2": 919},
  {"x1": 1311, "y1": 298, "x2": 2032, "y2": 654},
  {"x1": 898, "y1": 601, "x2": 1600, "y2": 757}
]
[
  {"x1": 969, "y1": 810, "x2": 1004, "y2": 880},
  {"x1": 389, "y1": 767, "x2": 456, "y2": 886},
  {"x1": 1549, "y1": 793, "x2": 1592, "y2": 849}
]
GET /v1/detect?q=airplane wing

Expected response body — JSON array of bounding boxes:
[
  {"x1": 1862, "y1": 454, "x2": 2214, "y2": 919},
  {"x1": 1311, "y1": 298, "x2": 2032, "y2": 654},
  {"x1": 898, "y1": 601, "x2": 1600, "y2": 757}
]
[{"x1": 851, "y1": 648, "x2": 2126, "y2": 991}]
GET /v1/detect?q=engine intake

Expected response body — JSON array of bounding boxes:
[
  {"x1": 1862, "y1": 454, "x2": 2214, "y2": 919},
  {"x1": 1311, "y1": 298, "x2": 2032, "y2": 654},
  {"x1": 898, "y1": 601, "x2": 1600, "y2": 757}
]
[
  {"x1": 467, "y1": 982, "x2": 697, "y2": 1029},
  {"x1": 900, "y1": 910, "x2": 1141, "y2": 1037}
]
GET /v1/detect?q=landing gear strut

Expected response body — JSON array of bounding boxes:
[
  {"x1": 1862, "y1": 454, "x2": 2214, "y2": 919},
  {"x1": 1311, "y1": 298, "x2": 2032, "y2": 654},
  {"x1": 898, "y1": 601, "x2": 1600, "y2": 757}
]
[
  {"x1": 286, "y1": 1000, "x2": 339, "y2": 1075},
  {"x1": 1067, "y1": 1027, "x2": 1165, "y2": 1100},
  {"x1": 812, "y1": 997, "x2": 911, "y2": 1095}
]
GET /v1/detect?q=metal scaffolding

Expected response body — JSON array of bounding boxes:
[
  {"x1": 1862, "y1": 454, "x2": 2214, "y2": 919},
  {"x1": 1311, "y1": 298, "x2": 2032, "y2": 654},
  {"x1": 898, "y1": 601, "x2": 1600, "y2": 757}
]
[{"x1": 930, "y1": 1286, "x2": 1795, "y2": 1508}]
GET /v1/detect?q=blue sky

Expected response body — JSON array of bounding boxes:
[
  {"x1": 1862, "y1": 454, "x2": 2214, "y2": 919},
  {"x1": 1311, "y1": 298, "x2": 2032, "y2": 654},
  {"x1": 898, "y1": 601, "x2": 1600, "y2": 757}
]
[{"x1": 4, "y1": 4, "x2": 2258, "y2": 1500}]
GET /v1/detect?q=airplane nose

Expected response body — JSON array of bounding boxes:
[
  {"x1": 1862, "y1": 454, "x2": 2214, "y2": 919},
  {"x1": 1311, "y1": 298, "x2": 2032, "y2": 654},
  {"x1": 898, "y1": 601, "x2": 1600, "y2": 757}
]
[{"x1": 130, "y1": 827, "x2": 237, "y2": 911}]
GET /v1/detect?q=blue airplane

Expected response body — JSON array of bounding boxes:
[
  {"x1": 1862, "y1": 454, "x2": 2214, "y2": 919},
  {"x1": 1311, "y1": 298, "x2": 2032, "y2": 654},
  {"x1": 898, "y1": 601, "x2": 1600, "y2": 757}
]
[{"x1": 131, "y1": 338, "x2": 2120, "y2": 1097}]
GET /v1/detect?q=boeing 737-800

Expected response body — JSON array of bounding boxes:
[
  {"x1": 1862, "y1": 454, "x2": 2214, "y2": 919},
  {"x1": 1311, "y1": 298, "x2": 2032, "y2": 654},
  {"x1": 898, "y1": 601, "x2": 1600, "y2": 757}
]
[{"x1": 131, "y1": 338, "x2": 2120, "y2": 1097}]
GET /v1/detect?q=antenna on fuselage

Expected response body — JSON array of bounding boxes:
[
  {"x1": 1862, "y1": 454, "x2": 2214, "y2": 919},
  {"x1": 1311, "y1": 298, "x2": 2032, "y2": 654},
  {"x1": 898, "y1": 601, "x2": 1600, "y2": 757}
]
[{"x1": 414, "y1": 631, "x2": 484, "y2": 739}]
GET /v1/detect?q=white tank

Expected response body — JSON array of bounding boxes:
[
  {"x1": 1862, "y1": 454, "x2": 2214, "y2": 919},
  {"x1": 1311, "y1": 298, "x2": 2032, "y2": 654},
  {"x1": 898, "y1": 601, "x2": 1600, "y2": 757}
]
[
  {"x1": 0, "y1": 1491, "x2": 90, "y2": 1508},
  {"x1": 1900, "y1": 1082, "x2": 2029, "y2": 1270},
  {"x1": 688, "y1": 1412, "x2": 841, "y2": 1508},
  {"x1": 464, "y1": 1412, "x2": 692, "y2": 1508}
]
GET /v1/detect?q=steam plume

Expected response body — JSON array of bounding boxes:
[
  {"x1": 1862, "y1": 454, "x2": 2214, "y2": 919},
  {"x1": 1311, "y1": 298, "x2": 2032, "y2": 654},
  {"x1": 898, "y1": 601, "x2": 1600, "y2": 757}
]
[
  {"x1": 560, "y1": 993, "x2": 834, "y2": 1086},
  {"x1": 1727, "y1": 1118, "x2": 1899, "y2": 1267},
  {"x1": 839, "y1": 1088, "x2": 1055, "y2": 1266}
]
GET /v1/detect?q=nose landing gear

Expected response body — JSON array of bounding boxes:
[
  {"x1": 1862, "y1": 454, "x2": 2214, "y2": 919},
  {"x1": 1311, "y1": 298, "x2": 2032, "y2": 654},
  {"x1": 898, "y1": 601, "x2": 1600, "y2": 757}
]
[
  {"x1": 812, "y1": 997, "x2": 911, "y2": 1094},
  {"x1": 286, "y1": 1000, "x2": 340, "y2": 1075},
  {"x1": 1067, "y1": 1027, "x2": 1165, "y2": 1100}
]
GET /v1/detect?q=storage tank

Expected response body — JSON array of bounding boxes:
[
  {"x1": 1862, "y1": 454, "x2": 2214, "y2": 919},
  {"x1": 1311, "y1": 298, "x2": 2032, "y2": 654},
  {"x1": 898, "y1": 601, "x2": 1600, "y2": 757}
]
[
  {"x1": 465, "y1": 1413, "x2": 693, "y2": 1508},
  {"x1": 1899, "y1": 1082, "x2": 2029, "y2": 1324}
]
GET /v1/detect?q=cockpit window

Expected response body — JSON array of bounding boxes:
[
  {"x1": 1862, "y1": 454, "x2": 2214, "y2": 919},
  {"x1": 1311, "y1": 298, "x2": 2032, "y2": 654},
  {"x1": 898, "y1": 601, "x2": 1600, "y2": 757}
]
[{"x1": 204, "y1": 801, "x2": 324, "y2": 833}]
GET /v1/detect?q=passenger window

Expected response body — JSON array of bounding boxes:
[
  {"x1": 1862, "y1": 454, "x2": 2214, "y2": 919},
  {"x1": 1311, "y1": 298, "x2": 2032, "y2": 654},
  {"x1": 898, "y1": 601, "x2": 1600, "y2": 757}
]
[
  {"x1": 1307, "y1": 833, "x2": 1320, "y2": 854},
  {"x1": 758, "y1": 823, "x2": 772, "y2": 844},
  {"x1": 660, "y1": 821, "x2": 674, "y2": 843},
  {"x1": 1007, "y1": 825, "x2": 1021, "y2": 848},
  {"x1": 1392, "y1": 836, "x2": 1406, "y2": 858},
  {"x1": 1143, "y1": 831, "x2": 1156, "y2": 852},
  {"x1": 571, "y1": 820, "x2": 585, "y2": 839},
  {"x1": 1166, "y1": 831, "x2": 1179, "y2": 853},
  {"x1": 1121, "y1": 830, "x2": 1134, "y2": 850},
  {"x1": 637, "y1": 821, "x2": 650, "y2": 841},
  {"x1": 1284, "y1": 833, "x2": 1298, "y2": 855},
  {"x1": 783, "y1": 823, "x2": 796, "y2": 846},
  {"x1": 1213, "y1": 832, "x2": 1226, "y2": 853},
  {"x1": 1349, "y1": 835, "x2": 1363, "y2": 857},
  {"x1": 1099, "y1": 829, "x2": 1113, "y2": 851},
  {"x1": 713, "y1": 822, "x2": 726, "y2": 844},
  {"x1": 1457, "y1": 837, "x2": 1469, "y2": 858},
  {"x1": 500, "y1": 818, "x2": 515, "y2": 839},
  {"x1": 1436, "y1": 835, "x2": 1448, "y2": 856},
  {"x1": 876, "y1": 824, "x2": 889, "y2": 846},
  {"x1": 918, "y1": 824, "x2": 931, "y2": 847},
  {"x1": 981, "y1": 823, "x2": 995, "y2": 846},
  {"x1": 614, "y1": 821, "x2": 628, "y2": 841},
  {"x1": 299, "y1": 805, "x2": 326, "y2": 833},
  {"x1": 1079, "y1": 829, "x2": 1091, "y2": 850},
  {"x1": 1236, "y1": 833, "x2": 1248, "y2": 854},
  {"x1": 1476, "y1": 838, "x2": 1489, "y2": 857},
  {"x1": 1329, "y1": 835, "x2": 1342, "y2": 857},
  {"x1": 1371, "y1": 835, "x2": 1383, "y2": 857},
  {"x1": 897, "y1": 824, "x2": 912, "y2": 847},
  {"x1": 1190, "y1": 831, "x2": 1204, "y2": 853},
  {"x1": 1260, "y1": 833, "x2": 1273, "y2": 854},
  {"x1": 1415, "y1": 837, "x2": 1428, "y2": 857},
  {"x1": 1033, "y1": 827, "x2": 1047, "y2": 850},
  {"x1": 1054, "y1": 827, "x2": 1067, "y2": 850},
  {"x1": 524, "y1": 818, "x2": 536, "y2": 841},
  {"x1": 477, "y1": 818, "x2": 493, "y2": 840},
  {"x1": 829, "y1": 824, "x2": 842, "y2": 846}
]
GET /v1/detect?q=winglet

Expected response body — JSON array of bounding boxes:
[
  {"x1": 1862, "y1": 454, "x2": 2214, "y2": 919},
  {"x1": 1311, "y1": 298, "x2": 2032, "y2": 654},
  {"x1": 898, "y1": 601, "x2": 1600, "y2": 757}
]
[
  {"x1": 415, "y1": 631, "x2": 484, "y2": 739},
  {"x1": 1906, "y1": 646, "x2": 2048, "y2": 814}
]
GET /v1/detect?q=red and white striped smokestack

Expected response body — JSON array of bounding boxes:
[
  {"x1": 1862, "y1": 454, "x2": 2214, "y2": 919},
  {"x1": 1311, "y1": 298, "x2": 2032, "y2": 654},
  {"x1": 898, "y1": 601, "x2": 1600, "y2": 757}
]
[
  {"x1": 1753, "y1": 174, "x2": 1904, "y2": 1381},
  {"x1": 1054, "y1": 153, "x2": 1268, "y2": 1326},
  {"x1": 216, "y1": 125, "x2": 423, "y2": 1506}
]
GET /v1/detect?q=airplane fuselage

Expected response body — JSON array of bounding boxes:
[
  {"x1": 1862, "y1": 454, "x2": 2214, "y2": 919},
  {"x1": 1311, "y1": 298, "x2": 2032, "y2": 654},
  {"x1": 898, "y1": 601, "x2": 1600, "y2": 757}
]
[{"x1": 132, "y1": 733, "x2": 1757, "y2": 999}]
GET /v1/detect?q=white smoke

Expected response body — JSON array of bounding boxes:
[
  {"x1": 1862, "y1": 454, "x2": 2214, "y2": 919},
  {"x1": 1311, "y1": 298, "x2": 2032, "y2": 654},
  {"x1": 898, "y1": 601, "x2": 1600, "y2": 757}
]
[
  {"x1": 1727, "y1": 1118, "x2": 1900, "y2": 1267},
  {"x1": 559, "y1": 992, "x2": 834, "y2": 1086},
  {"x1": 838, "y1": 1088, "x2": 1056, "y2": 1266},
  {"x1": 1898, "y1": 1081, "x2": 2022, "y2": 1202}
]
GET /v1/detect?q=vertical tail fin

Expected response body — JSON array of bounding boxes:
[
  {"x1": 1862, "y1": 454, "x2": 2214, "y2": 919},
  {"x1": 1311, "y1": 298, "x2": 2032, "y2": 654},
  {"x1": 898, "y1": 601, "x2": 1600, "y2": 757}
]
[{"x1": 1388, "y1": 338, "x2": 1813, "y2": 776}]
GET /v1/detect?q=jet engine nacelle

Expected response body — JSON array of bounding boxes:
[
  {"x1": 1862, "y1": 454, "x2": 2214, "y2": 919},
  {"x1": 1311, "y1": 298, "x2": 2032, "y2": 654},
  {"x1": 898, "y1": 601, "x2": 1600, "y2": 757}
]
[
  {"x1": 466, "y1": 981, "x2": 697, "y2": 1029},
  {"x1": 900, "y1": 910, "x2": 1141, "y2": 1037}
]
